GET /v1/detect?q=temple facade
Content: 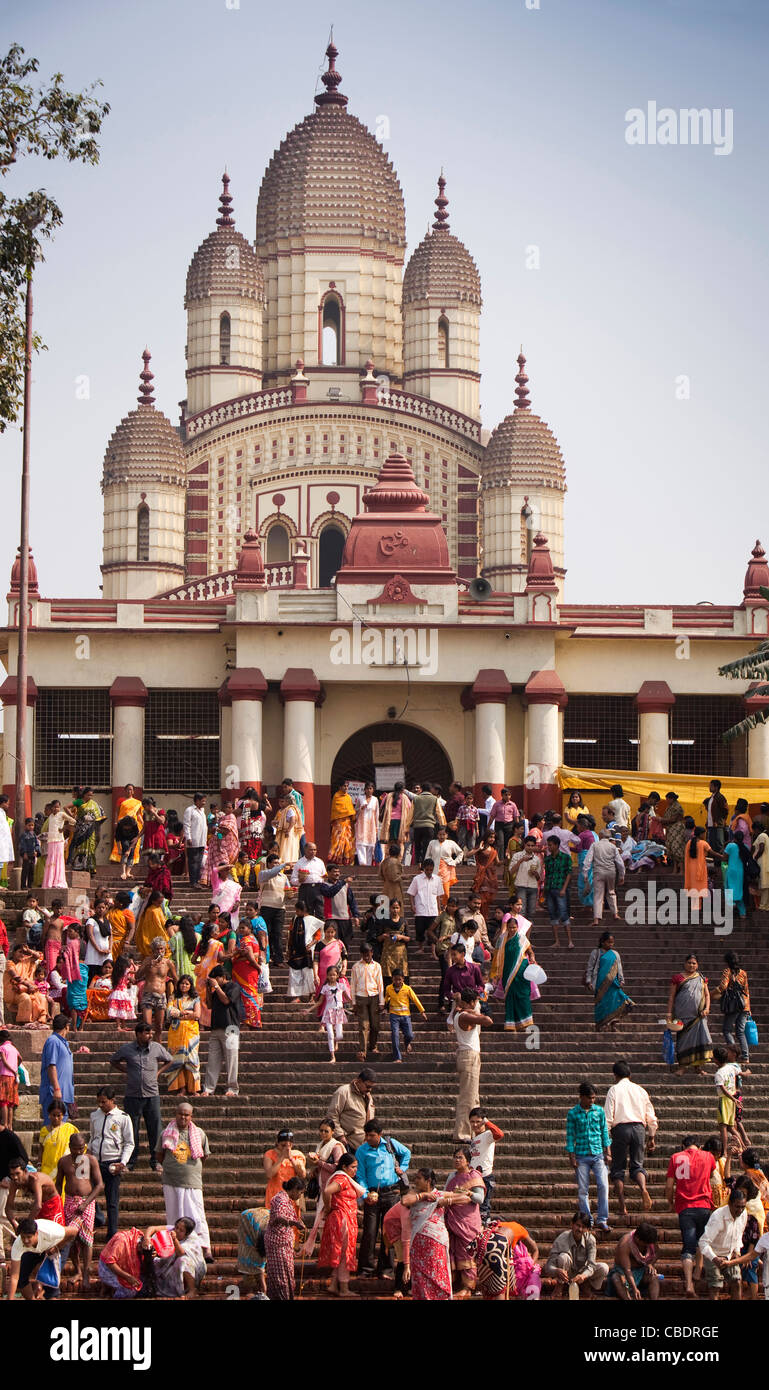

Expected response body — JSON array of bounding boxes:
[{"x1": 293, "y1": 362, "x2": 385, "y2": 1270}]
[{"x1": 1, "y1": 40, "x2": 767, "y2": 849}]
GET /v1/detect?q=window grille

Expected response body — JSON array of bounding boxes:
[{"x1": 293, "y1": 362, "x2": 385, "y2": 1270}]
[
  {"x1": 137, "y1": 504, "x2": 150, "y2": 562},
  {"x1": 144, "y1": 689, "x2": 220, "y2": 793},
  {"x1": 35, "y1": 688, "x2": 112, "y2": 789},
  {"x1": 219, "y1": 312, "x2": 231, "y2": 366},
  {"x1": 562, "y1": 695, "x2": 639, "y2": 771},
  {"x1": 670, "y1": 696, "x2": 746, "y2": 777}
]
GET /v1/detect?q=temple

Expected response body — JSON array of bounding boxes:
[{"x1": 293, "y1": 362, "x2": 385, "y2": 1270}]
[{"x1": 1, "y1": 40, "x2": 767, "y2": 848}]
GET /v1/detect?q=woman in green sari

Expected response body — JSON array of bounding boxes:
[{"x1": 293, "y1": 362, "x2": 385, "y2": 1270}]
[
  {"x1": 68, "y1": 786, "x2": 105, "y2": 874},
  {"x1": 591, "y1": 934, "x2": 633, "y2": 1031},
  {"x1": 491, "y1": 900, "x2": 535, "y2": 1032}
]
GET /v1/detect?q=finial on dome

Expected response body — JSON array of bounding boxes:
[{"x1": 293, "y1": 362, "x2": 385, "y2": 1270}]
[
  {"x1": 514, "y1": 351, "x2": 530, "y2": 410},
  {"x1": 433, "y1": 172, "x2": 449, "y2": 231},
  {"x1": 743, "y1": 538, "x2": 769, "y2": 602},
  {"x1": 315, "y1": 36, "x2": 348, "y2": 107},
  {"x1": 137, "y1": 349, "x2": 155, "y2": 407},
  {"x1": 216, "y1": 171, "x2": 235, "y2": 228}
]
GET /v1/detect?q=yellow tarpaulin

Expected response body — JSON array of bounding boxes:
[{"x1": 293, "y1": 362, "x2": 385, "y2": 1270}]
[{"x1": 556, "y1": 766, "x2": 769, "y2": 823}]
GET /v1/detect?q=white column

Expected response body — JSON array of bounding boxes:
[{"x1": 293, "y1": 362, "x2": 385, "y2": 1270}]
[
  {"x1": 220, "y1": 702, "x2": 233, "y2": 789},
  {"x1": 526, "y1": 701, "x2": 561, "y2": 790},
  {"x1": 231, "y1": 698, "x2": 263, "y2": 788},
  {"x1": 283, "y1": 699, "x2": 315, "y2": 786},
  {"x1": 112, "y1": 705, "x2": 145, "y2": 787},
  {"x1": 474, "y1": 701, "x2": 506, "y2": 786},
  {"x1": 638, "y1": 710, "x2": 670, "y2": 774},
  {"x1": 748, "y1": 719, "x2": 769, "y2": 779}
]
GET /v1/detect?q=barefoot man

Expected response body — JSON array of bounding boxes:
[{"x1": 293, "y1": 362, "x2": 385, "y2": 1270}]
[
  {"x1": 136, "y1": 936, "x2": 176, "y2": 1039},
  {"x1": 604, "y1": 1060, "x2": 657, "y2": 1225},
  {"x1": 55, "y1": 1131, "x2": 104, "y2": 1289}
]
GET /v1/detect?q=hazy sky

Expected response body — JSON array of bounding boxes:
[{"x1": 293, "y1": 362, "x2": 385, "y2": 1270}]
[{"x1": 1, "y1": 0, "x2": 766, "y2": 605}]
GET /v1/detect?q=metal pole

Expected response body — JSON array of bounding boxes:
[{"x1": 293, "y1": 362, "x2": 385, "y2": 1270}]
[{"x1": 13, "y1": 267, "x2": 33, "y2": 862}]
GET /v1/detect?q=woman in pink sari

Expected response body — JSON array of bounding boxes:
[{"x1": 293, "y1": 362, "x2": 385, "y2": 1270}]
[
  {"x1": 444, "y1": 1146, "x2": 485, "y2": 1297},
  {"x1": 319, "y1": 1153, "x2": 366, "y2": 1298},
  {"x1": 314, "y1": 923, "x2": 347, "y2": 1018}
]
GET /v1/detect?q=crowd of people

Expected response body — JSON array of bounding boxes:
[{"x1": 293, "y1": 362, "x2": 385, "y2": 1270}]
[{"x1": 0, "y1": 772, "x2": 766, "y2": 1301}]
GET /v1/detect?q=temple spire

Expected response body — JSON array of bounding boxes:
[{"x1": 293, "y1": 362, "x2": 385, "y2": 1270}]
[
  {"x1": 315, "y1": 36, "x2": 348, "y2": 107},
  {"x1": 137, "y1": 349, "x2": 155, "y2": 407},
  {"x1": 216, "y1": 170, "x2": 234, "y2": 228},
  {"x1": 432, "y1": 171, "x2": 449, "y2": 231},
  {"x1": 514, "y1": 349, "x2": 530, "y2": 410}
]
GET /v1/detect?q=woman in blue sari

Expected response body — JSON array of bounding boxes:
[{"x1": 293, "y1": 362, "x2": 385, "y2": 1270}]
[
  {"x1": 491, "y1": 905, "x2": 535, "y2": 1032},
  {"x1": 576, "y1": 816, "x2": 598, "y2": 909},
  {"x1": 590, "y1": 935, "x2": 633, "y2": 1031}
]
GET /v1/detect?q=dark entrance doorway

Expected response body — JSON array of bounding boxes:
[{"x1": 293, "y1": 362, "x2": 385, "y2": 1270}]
[
  {"x1": 330, "y1": 721, "x2": 453, "y2": 795},
  {"x1": 318, "y1": 524, "x2": 346, "y2": 587}
]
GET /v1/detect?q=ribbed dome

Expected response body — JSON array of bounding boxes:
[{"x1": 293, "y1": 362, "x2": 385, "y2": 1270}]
[
  {"x1": 482, "y1": 354, "x2": 566, "y2": 491},
  {"x1": 402, "y1": 177, "x2": 481, "y2": 306},
  {"x1": 185, "y1": 173, "x2": 264, "y2": 306},
  {"x1": 102, "y1": 352, "x2": 186, "y2": 489},
  {"x1": 256, "y1": 44, "x2": 405, "y2": 249}
]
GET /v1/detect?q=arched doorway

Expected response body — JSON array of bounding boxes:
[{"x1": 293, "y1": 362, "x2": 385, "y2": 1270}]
[
  {"x1": 330, "y1": 721, "x2": 453, "y2": 795},
  {"x1": 318, "y1": 524, "x2": 346, "y2": 587},
  {"x1": 265, "y1": 523, "x2": 290, "y2": 564}
]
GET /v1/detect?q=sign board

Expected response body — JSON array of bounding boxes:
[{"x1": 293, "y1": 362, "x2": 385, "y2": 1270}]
[
  {"x1": 346, "y1": 780, "x2": 366, "y2": 802},
  {"x1": 372, "y1": 740, "x2": 403, "y2": 764},
  {"x1": 376, "y1": 765, "x2": 405, "y2": 791}
]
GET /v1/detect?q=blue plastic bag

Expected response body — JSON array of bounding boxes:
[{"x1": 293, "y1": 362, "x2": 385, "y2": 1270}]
[
  {"x1": 662, "y1": 1028, "x2": 677, "y2": 1066},
  {"x1": 745, "y1": 1015, "x2": 759, "y2": 1049}
]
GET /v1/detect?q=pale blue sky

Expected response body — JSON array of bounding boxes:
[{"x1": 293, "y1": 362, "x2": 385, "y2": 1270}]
[{"x1": 0, "y1": 0, "x2": 766, "y2": 604}]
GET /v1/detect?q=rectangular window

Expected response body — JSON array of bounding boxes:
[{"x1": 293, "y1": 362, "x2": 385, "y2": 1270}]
[
  {"x1": 35, "y1": 689, "x2": 112, "y2": 789},
  {"x1": 144, "y1": 690, "x2": 220, "y2": 793},
  {"x1": 563, "y1": 695, "x2": 639, "y2": 771},
  {"x1": 670, "y1": 696, "x2": 746, "y2": 776}
]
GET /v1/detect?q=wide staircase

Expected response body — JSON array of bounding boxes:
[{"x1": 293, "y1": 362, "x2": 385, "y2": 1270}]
[{"x1": 5, "y1": 863, "x2": 767, "y2": 1299}]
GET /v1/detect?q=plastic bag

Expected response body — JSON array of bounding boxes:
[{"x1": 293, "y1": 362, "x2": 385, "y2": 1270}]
[{"x1": 662, "y1": 1028, "x2": 677, "y2": 1066}]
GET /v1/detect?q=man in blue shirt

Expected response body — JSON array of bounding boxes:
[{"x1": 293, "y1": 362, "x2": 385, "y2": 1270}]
[
  {"x1": 565, "y1": 1081, "x2": 611, "y2": 1232},
  {"x1": 39, "y1": 1015, "x2": 75, "y2": 1120},
  {"x1": 355, "y1": 1119, "x2": 411, "y2": 1278}
]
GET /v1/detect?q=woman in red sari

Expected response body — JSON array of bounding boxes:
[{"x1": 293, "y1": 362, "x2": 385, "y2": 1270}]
[
  {"x1": 402, "y1": 1167, "x2": 453, "y2": 1300},
  {"x1": 141, "y1": 799, "x2": 167, "y2": 855},
  {"x1": 231, "y1": 925, "x2": 264, "y2": 1029},
  {"x1": 319, "y1": 1152, "x2": 366, "y2": 1298},
  {"x1": 264, "y1": 1176, "x2": 306, "y2": 1300},
  {"x1": 472, "y1": 833, "x2": 500, "y2": 921}
]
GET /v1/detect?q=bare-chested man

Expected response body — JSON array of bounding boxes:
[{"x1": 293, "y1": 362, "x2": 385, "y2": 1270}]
[
  {"x1": 55, "y1": 1132, "x2": 104, "y2": 1288},
  {"x1": 136, "y1": 936, "x2": 176, "y2": 1039},
  {"x1": 6, "y1": 1157, "x2": 64, "y2": 1228}
]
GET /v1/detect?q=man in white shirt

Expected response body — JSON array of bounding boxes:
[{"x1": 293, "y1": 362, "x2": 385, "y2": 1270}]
[
  {"x1": 607, "y1": 784, "x2": 632, "y2": 829},
  {"x1": 355, "y1": 783, "x2": 380, "y2": 866},
  {"x1": 350, "y1": 943, "x2": 384, "y2": 1060},
  {"x1": 257, "y1": 853, "x2": 291, "y2": 965},
  {"x1": 507, "y1": 837, "x2": 544, "y2": 919},
  {"x1": 604, "y1": 1060, "x2": 658, "y2": 1223},
  {"x1": 617, "y1": 826, "x2": 637, "y2": 864},
  {"x1": 582, "y1": 832, "x2": 625, "y2": 925},
  {"x1": 6, "y1": 1215, "x2": 80, "y2": 1300},
  {"x1": 457, "y1": 894, "x2": 494, "y2": 955},
  {"x1": 407, "y1": 858, "x2": 442, "y2": 949},
  {"x1": 453, "y1": 991, "x2": 494, "y2": 1142},
  {"x1": 698, "y1": 1184, "x2": 753, "y2": 1298},
  {"x1": 89, "y1": 1085, "x2": 135, "y2": 1238},
  {"x1": 182, "y1": 794, "x2": 207, "y2": 888},
  {"x1": 291, "y1": 842, "x2": 327, "y2": 912}
]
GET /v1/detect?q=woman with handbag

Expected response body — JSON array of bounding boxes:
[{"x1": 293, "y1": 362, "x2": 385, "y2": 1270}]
[{"x1": 712, "y1": 951, "x2": 752, "y2": 1074}]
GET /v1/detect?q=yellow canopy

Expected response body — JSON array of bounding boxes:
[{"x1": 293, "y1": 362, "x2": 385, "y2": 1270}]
[{"x1": 556, "y1": 766, "x2": 769, "y2": 823}]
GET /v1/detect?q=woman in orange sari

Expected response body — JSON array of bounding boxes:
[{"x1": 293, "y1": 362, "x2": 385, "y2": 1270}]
[
  {"x1": 4, "y1": 945, "x2": 47, "y2": 1024},
  {"x1": 192, "y1": 922, "x2": 224, "y2": 1028},
  {"x1": 684, "y1": 827, "x2": 720, "y2": 913},
  {"x1": 319, "y1": 1153, "x2": 366, "y2": 1298},
  {"x1": 107, "y1": 890, "x2": 136, "y2": 959},
  {"x1": 109, "y1": 784, "x2": 144, "y2": 872},
  {"x1": 231, "y1": 926, "x2": 265, "y2": 1029},
  {"x1": 472, "y1": 833, "x2": 500, "y2": 921},
  {"x1": 329, "y1": 783, "x2": 356, "y2": 866}
]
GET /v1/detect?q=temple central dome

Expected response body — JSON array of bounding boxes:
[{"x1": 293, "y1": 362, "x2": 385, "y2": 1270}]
[{"x1": 256, "y1": 42, "x2": 406, "y2": 250}]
